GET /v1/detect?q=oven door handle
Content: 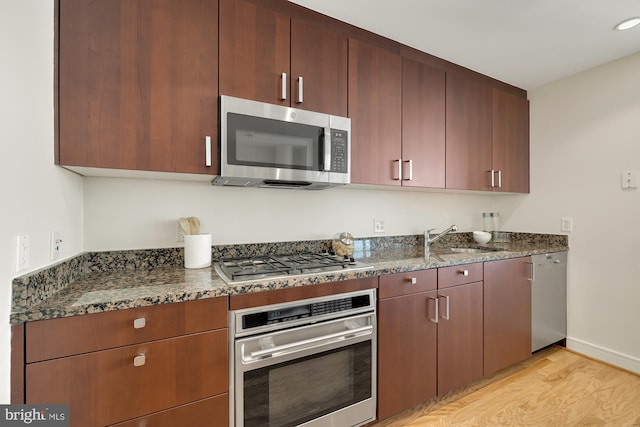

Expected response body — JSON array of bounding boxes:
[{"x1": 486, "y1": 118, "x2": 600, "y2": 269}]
[{"x1": 248, "y1": 325, "x2": 373, "y2": 360}]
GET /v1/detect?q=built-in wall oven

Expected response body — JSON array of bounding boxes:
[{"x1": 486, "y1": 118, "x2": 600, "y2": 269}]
[{"x1": 229, "y1": 289, "x2": 377, "y2": 427}]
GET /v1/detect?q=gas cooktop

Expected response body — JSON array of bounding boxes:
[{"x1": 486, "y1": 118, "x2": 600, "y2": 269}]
[{"x1": 215, "y1": 251, "x2": 373, "y2": 284}]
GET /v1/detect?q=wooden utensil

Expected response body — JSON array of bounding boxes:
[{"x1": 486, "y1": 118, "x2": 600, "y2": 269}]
[{"x1": 178, "y1": 217, "x2": 191, "y2": 235}]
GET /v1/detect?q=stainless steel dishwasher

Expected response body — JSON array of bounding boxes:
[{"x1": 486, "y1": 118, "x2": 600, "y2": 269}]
[{"x1": 532, "y1": 252, "x2": 567, "y2": 351}]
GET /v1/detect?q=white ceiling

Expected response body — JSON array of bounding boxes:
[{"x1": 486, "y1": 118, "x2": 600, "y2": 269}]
[{"x1": 289, "y1": 0, "x2": 640, "y2": 90}]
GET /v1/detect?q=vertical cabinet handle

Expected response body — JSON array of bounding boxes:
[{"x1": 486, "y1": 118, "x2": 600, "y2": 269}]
[
  {"x1": 428, "y1": 297, "x2": 439, "y2": 323},
  {"x1": 490, "y1": 169, "x2": 496, "y2": 187},
  {"x1": 133, "y1": 318, "x2": 146, "y2": 329},
  {"x1": 403, "y1": 160, "x2": 413, "y2": 181},
  {"x1": 439, "y1": 295, "x2": 450, "y2": 320},
  {"x1": 497, "y1": 170, "x2": 502, "y2": 188},
  {"x1": 205, "y1": 136, "x2": 212, "y2": 167},
  {"x1": 281, "y1": 72, "x2": 287, "y2": 101},
  {"x1": 297, "y1": 76, "x2": 304, "y2": 104},
  {"x1": 133, "y1": 354, "x2": 146, "y2": 367},
  {"x1": 393, "y1": 159, "x2": 402, "y2": 180},
  {"x1": 526, "y1": 261, "x2": 534, "y2": 281}
]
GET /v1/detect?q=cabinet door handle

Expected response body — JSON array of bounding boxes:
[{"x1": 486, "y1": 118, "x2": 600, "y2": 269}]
[
  {"x1": 526, "y1": 261, "x2": 534, "y2": 281},
  {"x1": 297, "y1": 76, "x2": 303, "y2": 104},
  {"x1": 428, "y1": 297, "x2": 439, "y2": 323},
  {"x1": 393, "y1": 159, "x2": 402, "y2": 180},
  {"x1": 133, "y1": 354, "x2": 146, "y2": 367},
  {"x1": 458, "y1": 269, "x2": 469, "y2": 276},
  {"x1": 497, "y1": 170, "x2": 502, "y2": 188},
  {"x1": 439, "y1": 295, "x2": 450, "y2": 320},
  {"x1": 133, "y1": 318, "x2": 146, "y2": 329},
  {"x1": 490, "y1": 169, "x2": 495, "y2": 187},
  {"x1": 407, "y1": 277, "x2": 417, "y2": 285},
  {"x1": 205, "y1": 136, "x2": 212, "y2": 167},
  {"x1": 281, "y1": 72, "x2": 287, "y2": 100},
  {"x1": 403, "y1": 160, "x2": 413, "y2": 181}
]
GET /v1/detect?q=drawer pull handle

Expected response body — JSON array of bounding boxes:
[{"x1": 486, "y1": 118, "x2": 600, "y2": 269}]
[
  {"x1": 408, "y1": 277, "x2": 417, "y2": 285},
  {"x1": 133, "y1": 318, "x2": 146, "y2": 329},
  {"x1": 459, "y1": 270, "x2": 469, "y2": 276},
  {"x1": 133, "y1": 354, "x2": 146, "y2": 367}
]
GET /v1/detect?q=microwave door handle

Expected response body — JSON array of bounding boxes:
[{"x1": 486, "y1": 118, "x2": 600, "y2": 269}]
[{"x1": 323, "y1": 127, "x2": 331, "y2": 172}]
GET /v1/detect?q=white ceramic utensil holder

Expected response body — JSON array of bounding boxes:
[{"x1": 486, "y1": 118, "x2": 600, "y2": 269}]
[{"x1": 184, "y1": 234, "x2": 212, "y2": 269}]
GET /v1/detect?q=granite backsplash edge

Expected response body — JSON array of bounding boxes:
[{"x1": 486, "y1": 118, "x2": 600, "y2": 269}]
[{"x1": 10, "y1": 232, "x2": 568, "y2": 315}]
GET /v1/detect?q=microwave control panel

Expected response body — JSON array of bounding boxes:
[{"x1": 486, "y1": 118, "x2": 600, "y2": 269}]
[{"x1": 330, "y1": 129, "x2": 349, "y2": 173}]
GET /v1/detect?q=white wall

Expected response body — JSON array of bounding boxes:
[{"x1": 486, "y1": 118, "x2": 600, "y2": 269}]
[
  {"x1": 83, "y1": 179, "x2": 498, "y2": 250},
  {"x1": 496, "y1": 52, "x2": 640, "y2": 372},
  {"x1": 0, "y1": 1, "x2": 84, "y2": 402}
]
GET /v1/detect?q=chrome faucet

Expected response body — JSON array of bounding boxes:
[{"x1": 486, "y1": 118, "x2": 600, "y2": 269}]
[{"x1": 424, "y1": 224, "x2": 458, "y2": 254}]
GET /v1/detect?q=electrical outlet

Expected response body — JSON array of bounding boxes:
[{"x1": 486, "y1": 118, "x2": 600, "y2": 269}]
[
  {"x1": 176, "y1": 222, "x2": 185, "y2": 242},
  {"x1": 561, "y1": 217, "x2": 573, "y2": 232},
  {"x1": 50, "y1": 231, "x2": 63, "y2": 261},
  {"x1": 16, "y1": 234, "x2": 29, "y2": 272},
  {"x1": 374, "y1": 218, "x2": 385, "y2": 233}
]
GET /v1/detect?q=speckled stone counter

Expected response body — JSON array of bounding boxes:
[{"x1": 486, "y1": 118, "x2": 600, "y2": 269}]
[{"x1": 10, "y1": 232, "x2": 568, "y2": 324}]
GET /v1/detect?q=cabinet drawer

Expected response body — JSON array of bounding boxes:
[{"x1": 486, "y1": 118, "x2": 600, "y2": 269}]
[
  {"x1": 438, "y1": 263, "x2": 483, "y2": 289},
  {"x1": 26, "y1": 330, "x2": 228, "y2": 427},
  {"x1": 379, "y1": 269, "x2": 437, "y2": 299},
  {"x1": 26, "y1": 297, "x2": 228, "y2": 363},
  {"x1": 109, "y1": 394, "x2": 228, "y2": 427}
]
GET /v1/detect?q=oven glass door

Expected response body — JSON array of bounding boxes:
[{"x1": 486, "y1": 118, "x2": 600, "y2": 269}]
[
  {"x1": 227, "y1": 113, "x2": 324, "y2": 171},
  {"x1": 243, "y1": 341, "x2": 371, "y2": 427}
]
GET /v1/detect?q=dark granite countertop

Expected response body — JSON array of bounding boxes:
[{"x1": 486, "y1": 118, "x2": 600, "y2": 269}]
[{"x1": 10, "y1": 233, "x2": 568, "y2": 323}]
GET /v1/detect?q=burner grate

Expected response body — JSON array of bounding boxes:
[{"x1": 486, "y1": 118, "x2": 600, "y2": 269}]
[{"x1": 217, "y1": 252, "x2": 356, "y2": 281}]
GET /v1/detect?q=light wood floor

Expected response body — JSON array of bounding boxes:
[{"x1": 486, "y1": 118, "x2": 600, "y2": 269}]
[{"x1": 374, "y1": 346, "x2": 640, "y2": 426}]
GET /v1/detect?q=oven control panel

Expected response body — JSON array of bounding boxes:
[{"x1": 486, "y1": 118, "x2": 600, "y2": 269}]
[{"x1": 242, "y1": 293, "x2": 371, "y2": 330}]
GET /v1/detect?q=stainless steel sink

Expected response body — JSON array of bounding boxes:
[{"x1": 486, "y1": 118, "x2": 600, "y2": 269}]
[
  {"x1": 449, "y1": 247, "x2": 493, "y2": 253},
  {"x1": 433, "y1": 247, "x2": 503, "y2": 255}
]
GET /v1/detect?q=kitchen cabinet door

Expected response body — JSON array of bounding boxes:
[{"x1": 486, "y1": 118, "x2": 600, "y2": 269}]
[
  {"x1": 26, "y1": 330, "x2": 227, "y2": 427},
  {"x1": 378, "y1": 288, "x2": 437, "y2": 420},
  {"x1": 290, "y1": 19, "x2": 348, "y2": 116},
  {"x1": 483, "y1": 257, "x2": 532, "y2": 376},
  {"x1": 445, "y1": 73, "x2": 493, "y2": 191},
  {"x1": 219, "y1": 0, "x2": 348, "y2": 116},
  {"x1": 58, "y1": 0, "x2": 218, "y2": 174},
  {"x1": 219, "y1": 0, "x2": 290, "y2": 106},
  {"x1": 401, "y1": 57, "x2": 446, "y2": 188},
  {"x1": 492, "y1": 88, "x2": 530, "y2": 193},
  {"x1": 348, "y1": 39, "x2": 402, "y2": 185},
  {"x1": 437, "y1": 281, "x2": 484, "y2": 396}
]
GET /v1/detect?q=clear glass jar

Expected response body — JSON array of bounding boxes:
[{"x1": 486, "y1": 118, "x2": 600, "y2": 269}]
[{"x1": 482, "y1": 212, "x2": 499, "y2": 233}]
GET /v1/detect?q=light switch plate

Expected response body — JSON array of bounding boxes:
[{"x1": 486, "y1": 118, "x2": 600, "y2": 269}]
[
  {"x1": 621, "y1": 171, "x2": 638, "y2": 189},
  {"x1": 374, "y1": 218, "x2": 385, "y2": 233}
]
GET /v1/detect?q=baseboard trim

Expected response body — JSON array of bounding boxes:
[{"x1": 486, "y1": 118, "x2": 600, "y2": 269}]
[{"x1": 566, "y1": 337, "x2": 640, "y2": 375}]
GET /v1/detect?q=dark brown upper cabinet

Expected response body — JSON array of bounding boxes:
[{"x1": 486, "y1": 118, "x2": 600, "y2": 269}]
[
  {"x1": 57, "y1": 0, "x2": 219, "y2": 174},
  {"x1": 219, "y1": 0, "x2": 348, "y2": 116},
  {"x1": 492, "y1": 88, "x2": 530, "y2": 193},
  {"x1": 446, "y1": 73, "x2": 530, "y2": 192},
  {"x1": 445, "y1": 73, "x2": 494, "y2": 191},
  {"x1": 348, "y1": 39, "x2": 403, "y2": 186},
  {"x1": 401, "y1": 58, "x2": 446, "y2": 188}
]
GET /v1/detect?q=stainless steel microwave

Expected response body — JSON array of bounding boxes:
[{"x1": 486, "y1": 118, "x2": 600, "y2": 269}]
[{"x1": 213, "y1": 96, "x2": 351, "y2": 190}]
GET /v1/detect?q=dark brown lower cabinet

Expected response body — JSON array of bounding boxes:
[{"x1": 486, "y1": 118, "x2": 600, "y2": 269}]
[
  {"x1": 377, "y1": 270, "x2": 438, "y2": 421},
  {"x1": 437, "y1": 281, "x2": 484, "y2": 396},
  {"x1": 483, "y1": 257, "x2": 532, "y2": 376},
  {"x1": 109, "y1": 394, "x2": 228, "y2": 427},
  {"x1": 378, "y1": 290, "x2": 438, "y2": 420},
  {"x1": 26, "y1": 330, "x2": 228, "y2": 427}
]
